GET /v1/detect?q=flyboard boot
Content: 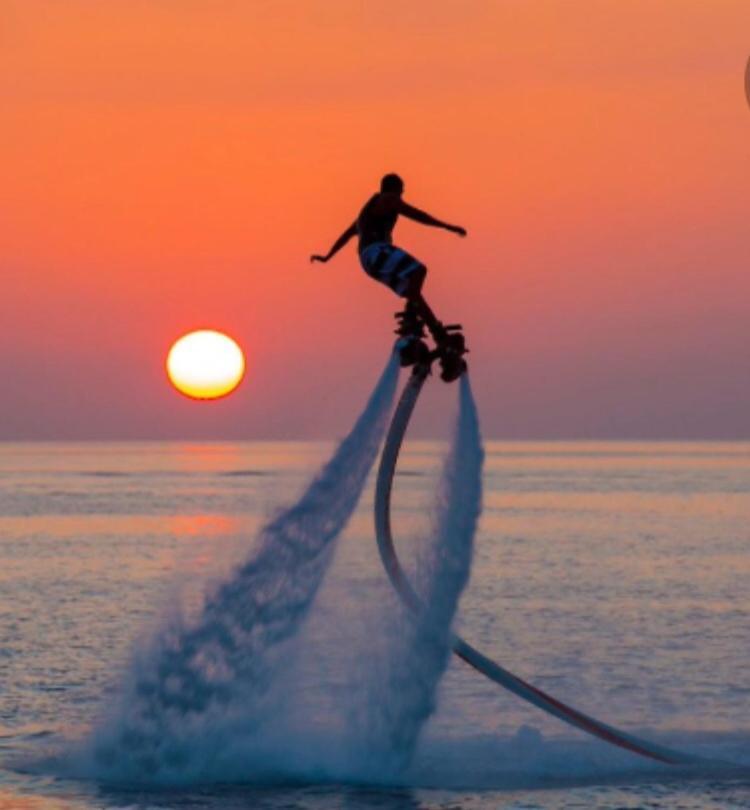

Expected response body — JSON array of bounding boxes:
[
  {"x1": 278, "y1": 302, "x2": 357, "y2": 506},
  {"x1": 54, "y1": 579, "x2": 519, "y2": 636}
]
[
  {"x1": 394, "y1": 301, "x2": 431, "y2": 368},
  {"x1": 430, "y1": 321, "x2": 468, "y2": 383}
]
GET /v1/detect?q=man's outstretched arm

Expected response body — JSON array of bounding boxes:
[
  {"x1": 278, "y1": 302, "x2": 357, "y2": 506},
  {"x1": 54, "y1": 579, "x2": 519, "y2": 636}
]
[
  {"x1": 310, "y1": 222, "x2": 358, "y2": 263},
  {"x1": 399, "y1": 201, "x2": 467, "y2": 236}
]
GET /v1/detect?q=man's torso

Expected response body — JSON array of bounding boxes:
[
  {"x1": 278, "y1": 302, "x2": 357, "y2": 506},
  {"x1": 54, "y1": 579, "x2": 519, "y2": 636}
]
[{"x1": 357, "y1": 193, "x2": 399, "y2": 252}]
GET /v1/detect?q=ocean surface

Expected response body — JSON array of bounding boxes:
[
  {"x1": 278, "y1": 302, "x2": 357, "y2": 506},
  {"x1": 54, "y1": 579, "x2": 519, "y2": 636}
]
[{"x1": 1, "y1": 437, "x2": 749, "y2": 809}]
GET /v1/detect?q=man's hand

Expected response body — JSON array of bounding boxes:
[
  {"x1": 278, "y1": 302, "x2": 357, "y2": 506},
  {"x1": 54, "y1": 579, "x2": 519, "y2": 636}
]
[{"x1": 310, "y1": 222, "x2": 357, "y2": 266}]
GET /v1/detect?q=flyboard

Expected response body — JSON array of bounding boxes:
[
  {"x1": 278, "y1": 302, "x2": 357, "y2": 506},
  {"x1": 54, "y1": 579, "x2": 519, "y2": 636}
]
[{"x1": 374, "y1": 312, "x2": 702, "y2": 766}]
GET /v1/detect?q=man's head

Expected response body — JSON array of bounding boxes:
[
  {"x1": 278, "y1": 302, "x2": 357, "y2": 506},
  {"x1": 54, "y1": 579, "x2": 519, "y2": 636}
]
[{"x1": 380, "y1": 173, "x2": 404, "y2": 195}]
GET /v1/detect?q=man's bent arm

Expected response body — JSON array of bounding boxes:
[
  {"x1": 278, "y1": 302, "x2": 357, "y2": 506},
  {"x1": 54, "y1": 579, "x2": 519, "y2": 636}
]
[
  {"x1": 311, "y1": 222, "x2": 358, "y2": 263},
  {"x1": 399, "y1": 201, "x2": 466, "y2": 236}
]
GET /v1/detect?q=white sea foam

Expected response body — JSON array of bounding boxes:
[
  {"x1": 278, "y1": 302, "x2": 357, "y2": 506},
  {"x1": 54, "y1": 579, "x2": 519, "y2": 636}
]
[
  {"x1": 80, "y1": 355, "x2": 399, "y2": 784},
  {"x1": 342, "y1": 374, "x2": 484, "y2": 780}
]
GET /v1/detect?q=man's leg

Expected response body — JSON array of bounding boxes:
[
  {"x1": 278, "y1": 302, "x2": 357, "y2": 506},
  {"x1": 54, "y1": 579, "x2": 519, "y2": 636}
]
[
  {"x1": 411, "y1": 293, "x2": 444, "y2": 340},
  {"x1": 403, "y1": 267, "x2": 445, "y2": 340},
  {"x1": 400, "y1": 265, "x2": 467, "y2": 380}
]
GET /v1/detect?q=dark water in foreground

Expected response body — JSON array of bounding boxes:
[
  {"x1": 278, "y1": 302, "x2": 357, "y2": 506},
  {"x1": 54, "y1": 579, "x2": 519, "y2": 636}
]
[{"x1": 1, "y1": 440, "x2": 749, "y2": 808}]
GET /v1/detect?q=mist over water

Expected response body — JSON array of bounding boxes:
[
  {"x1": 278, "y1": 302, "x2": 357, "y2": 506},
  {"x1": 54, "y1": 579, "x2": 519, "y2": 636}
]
[
  {"x1": 83, "y1": 356, "x2": 399, "y2": 784},
  {"x1": 347, "y1": 375, "x2": 483, "y2": 778},
  {"x1": 80, "y1": 367, "x2": 487, "y2": 788}
]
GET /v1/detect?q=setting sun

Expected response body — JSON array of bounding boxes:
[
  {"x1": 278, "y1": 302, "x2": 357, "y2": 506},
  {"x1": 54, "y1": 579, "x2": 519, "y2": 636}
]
[{"x1": 166, "y1": 330, "x2": 245, "y2": 400}]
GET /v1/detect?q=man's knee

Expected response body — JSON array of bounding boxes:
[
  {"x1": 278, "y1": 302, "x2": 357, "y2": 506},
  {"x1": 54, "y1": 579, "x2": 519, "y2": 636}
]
[{"x1": 404, "y1": 266, "x2": 427, "y2": 298}]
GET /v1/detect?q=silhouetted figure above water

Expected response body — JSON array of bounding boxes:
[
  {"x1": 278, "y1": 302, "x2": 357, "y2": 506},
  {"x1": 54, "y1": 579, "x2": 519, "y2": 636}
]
[{"x1": 310, "y1": 173, "x2": 467, "y2": 344}]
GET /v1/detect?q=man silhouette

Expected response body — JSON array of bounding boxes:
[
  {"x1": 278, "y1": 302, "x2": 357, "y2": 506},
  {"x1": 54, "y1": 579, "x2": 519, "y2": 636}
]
[{"x1": 310, "y1": 173, "x2": 466, "y2": 344}]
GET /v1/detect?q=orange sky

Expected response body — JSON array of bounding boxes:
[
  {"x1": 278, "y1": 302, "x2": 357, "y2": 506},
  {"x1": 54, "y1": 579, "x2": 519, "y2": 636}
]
[{"x1": 2, "y1": 0, "x2": 748, "y2": 439}]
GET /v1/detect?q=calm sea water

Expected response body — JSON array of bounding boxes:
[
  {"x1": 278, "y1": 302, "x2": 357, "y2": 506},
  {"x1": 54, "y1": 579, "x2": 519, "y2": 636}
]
[{"x1": 1, "y1": 440, "x2": 749, "y2": 809}]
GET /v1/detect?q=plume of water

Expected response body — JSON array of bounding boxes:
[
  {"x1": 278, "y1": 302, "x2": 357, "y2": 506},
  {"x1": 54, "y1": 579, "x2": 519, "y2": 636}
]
[
  {"x1": 350, "y1": 374, "x2": 484, "y2": 778},
  {"x1": 87, "y1": 355, "x2": 399, "y2": 784}
]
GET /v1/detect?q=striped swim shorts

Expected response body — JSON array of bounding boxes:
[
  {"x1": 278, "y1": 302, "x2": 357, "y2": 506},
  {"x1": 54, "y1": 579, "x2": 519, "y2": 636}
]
[{"x1": 359, "y1": 242, "x2": 425, "y2": 297}]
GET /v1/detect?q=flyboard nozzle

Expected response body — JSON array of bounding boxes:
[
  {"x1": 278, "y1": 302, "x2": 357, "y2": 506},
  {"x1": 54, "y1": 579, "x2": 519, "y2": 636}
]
[{"x1": 393, "y1": 308, "x2": 468, "y2": 382}]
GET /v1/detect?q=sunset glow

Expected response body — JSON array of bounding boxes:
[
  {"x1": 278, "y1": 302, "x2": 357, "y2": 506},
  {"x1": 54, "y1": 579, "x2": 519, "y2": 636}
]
[
  {"x1": 167, "y1": 330, "x2": 245, "y2": 400},
  {"x1": 1, "y1": 1, "x2": 748, "y2": 439}
]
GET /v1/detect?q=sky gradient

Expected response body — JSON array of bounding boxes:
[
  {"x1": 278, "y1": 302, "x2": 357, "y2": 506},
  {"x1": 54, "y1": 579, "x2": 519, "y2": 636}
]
[{"x1": 2, "y1": 0, "x2": 748, "y2": 439}]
